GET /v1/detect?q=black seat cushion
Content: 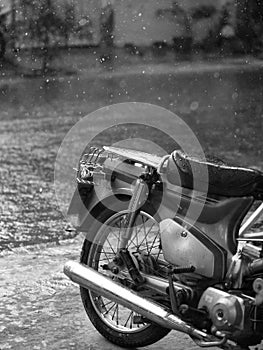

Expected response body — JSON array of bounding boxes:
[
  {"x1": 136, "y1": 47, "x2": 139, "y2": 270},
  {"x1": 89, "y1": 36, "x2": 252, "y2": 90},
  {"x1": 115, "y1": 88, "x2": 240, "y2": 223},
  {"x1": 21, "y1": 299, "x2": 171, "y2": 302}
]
[{"x1": 166, "y1": 150, "x2": 263, "y2": 199}]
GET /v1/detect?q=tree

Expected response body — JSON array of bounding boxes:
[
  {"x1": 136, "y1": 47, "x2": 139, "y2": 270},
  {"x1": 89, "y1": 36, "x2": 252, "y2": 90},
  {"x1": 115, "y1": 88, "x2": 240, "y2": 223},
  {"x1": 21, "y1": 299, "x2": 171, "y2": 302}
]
[
  {"x1": 23, "y1": 0, "x2": 68, "y2": 73},
  {"x1": 236, "y1": 0, "x2": 263, "y2": 53},
  {"x1": 62, "y1": 2, "x2": 75, "y2": 47}
]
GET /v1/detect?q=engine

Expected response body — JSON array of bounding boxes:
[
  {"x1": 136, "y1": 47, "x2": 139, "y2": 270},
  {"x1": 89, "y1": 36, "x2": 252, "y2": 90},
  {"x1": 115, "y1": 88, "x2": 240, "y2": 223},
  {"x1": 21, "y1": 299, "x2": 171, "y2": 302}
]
[
  {"x1": 159, "y1": 218, "x2": 263, "y2": 338},
  {"x1": 198, "y1": 288, "x2": 247, "y2": 332},
  {"x1": 198, "y1": 286, "x2": 263, "y2": 336}
]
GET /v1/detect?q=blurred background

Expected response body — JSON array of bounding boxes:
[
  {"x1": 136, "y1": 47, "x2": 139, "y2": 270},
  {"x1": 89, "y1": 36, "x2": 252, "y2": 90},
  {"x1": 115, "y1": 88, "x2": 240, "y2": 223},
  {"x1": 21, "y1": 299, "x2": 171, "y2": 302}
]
[
  {"x1": 1, "y1": 0, "x2": 263, "y2": 62},
  {"x1": 0, "y1": 3, "x2": 263, "y2": 348}
]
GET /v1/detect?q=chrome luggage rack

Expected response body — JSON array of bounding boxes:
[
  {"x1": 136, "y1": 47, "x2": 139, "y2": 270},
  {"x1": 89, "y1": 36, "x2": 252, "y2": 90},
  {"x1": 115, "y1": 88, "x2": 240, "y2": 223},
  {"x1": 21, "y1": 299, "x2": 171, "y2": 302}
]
[
  {"x1": 76, "y1": 147, "x2": 104, "y2": 184},
  {"x1": 76, "y1": 147, "x2": 118, "y2": 185}
]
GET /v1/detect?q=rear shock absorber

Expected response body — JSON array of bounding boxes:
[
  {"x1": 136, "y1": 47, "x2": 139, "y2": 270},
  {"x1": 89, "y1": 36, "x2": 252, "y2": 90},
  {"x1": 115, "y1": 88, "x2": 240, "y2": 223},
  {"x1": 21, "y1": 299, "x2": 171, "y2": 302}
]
[{"x1": 118, "y1": 248, "x2": 145, "y2": 286}]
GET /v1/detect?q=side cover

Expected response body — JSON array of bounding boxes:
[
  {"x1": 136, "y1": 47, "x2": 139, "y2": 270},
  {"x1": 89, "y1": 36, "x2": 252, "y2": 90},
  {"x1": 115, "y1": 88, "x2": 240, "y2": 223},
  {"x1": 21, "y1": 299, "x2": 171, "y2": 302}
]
[{"x1": 160, "y1": 218, "x2": 226, "y2": 280}]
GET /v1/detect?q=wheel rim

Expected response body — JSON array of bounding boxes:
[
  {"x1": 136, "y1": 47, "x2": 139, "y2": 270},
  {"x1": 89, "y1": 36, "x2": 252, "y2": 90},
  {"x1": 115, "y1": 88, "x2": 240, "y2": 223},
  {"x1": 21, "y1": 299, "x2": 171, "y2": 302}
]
[{"x1": 87, "y1": 209, "x2": 163, "y2": 333}]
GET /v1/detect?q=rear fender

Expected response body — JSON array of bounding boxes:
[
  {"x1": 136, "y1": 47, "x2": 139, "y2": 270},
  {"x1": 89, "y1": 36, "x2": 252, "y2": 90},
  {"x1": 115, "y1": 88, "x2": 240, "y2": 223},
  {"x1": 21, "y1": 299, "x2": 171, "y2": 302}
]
[
  {"x1": 67, "y1": 146, "x2": 163, "y2": 234},
  {"x1": 68, "y1": 183, "x2": 133, "y2": 233}
]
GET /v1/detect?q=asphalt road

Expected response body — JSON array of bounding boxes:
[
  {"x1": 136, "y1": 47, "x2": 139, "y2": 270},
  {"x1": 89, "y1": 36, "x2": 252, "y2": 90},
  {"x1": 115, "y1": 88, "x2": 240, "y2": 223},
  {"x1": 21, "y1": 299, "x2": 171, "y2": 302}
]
[{"x1": 0, "y1": 235, "x2": 209, "y2": 350}]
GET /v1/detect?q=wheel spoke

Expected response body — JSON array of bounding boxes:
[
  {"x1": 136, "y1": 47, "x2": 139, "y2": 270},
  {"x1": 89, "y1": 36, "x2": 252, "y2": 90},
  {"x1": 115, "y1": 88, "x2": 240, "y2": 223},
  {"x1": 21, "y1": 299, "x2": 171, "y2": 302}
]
[
  {"x1": 89, "y1": 209, "x2": 162, "y2": 333},
  {"x1": 124, "y1": 310, "x2": 133, "y2": 327},
  {"x1": 148, "y1": 229, "x2": 159, "y2": 252},
  {"x1": 136, "y1": 222, "x2": 155, "y2": 253},
  {"x1": 103, "y1": 301, "x2": 117, "y2": 315},
  {"x1": 105, "y1": 237, "x2": 117, "y2": 255},
  {"x1": 100, "y1": 247, "x2": 113, "y2": 262}
]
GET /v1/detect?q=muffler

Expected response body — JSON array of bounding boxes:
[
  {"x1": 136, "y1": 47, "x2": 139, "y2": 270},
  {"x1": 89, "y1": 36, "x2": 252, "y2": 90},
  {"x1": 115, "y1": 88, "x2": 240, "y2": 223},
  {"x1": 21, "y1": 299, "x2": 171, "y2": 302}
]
[{"x1": 64, "y1": 260, "x2": 222, "y2": 343}]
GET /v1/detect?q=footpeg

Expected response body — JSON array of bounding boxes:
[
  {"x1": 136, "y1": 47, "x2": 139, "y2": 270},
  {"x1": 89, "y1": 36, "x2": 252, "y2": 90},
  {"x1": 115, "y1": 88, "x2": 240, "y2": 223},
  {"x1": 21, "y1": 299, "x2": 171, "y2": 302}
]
[{"x1": 172, "y1": 266, "x2": 195, "y2": 274}]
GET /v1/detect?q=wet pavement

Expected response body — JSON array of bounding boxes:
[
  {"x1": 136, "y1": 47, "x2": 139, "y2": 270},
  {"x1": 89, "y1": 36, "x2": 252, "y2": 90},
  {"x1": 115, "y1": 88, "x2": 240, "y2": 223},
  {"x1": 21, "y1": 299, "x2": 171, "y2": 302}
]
[
  {"x1": 1, "y1": 236, "x2": 263, "y2": 350},
  {"x1": 0, "y1": 236, "x2": 214, "y2": 350}
]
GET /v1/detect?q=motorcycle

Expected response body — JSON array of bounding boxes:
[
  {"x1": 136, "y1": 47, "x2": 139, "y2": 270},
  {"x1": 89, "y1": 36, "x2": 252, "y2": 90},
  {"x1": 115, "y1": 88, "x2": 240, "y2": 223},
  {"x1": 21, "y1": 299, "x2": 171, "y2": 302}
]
[{"x1": 64, "y1": 145, "x2": 263, "y2": 350}]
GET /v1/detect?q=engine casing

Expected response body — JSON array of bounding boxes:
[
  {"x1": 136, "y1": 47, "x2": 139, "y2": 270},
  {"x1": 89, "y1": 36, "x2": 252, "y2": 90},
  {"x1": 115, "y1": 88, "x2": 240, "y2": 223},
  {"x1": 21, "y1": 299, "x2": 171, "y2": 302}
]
[
  {"x1": 198, "y1": 287, "x2": 247, "y2": 332},
  {"x1": 160, "y1": 219, "x2": 226, "y2": 280}
]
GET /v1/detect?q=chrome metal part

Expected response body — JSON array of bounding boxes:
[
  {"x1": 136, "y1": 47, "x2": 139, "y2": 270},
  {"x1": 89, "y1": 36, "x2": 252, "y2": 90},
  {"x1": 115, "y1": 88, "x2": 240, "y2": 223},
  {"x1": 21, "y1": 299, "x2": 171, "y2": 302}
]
[
  {"x1": 242, "y1": 243, "x2": 262, "y2": 259},
  {"x1": 64, "y1": 260, "x2": 222, "y2": 343},
  {"x1": 198, "y1": 287, "x2": 245, "y2": 332},
  {"x1": 142, "y1": 274, "x2": 194, "y2": 299},
  {"x1": 239, "y1": 202, "x2": 263, "y2": 236},
  {"x1": 253, "y1": 278, "x2": 263, "y2": 306},
  {"x1": 119, "y1": 177, "x2": 149, "y2": 249},
  {"x1": 248, "y1": 258, "x2": 263, "y2": 275},
  {"x1": 192, "y1": 336, "x2": 227, "y2": 348}
]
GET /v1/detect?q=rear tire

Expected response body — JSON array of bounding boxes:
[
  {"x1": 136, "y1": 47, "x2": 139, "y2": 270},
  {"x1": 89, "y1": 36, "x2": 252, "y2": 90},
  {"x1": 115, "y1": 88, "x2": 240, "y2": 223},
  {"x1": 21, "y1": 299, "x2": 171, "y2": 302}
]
[{"x1": 80, "y1": 200, "x2": 171, "y2": 348}]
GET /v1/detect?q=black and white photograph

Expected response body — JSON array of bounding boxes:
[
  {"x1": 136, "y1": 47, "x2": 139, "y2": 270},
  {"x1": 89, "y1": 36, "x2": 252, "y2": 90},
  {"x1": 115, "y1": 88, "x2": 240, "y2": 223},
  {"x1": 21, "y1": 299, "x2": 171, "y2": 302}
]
[{"x1": 1, "y1": 0, "x2": 263, "y2": 349}]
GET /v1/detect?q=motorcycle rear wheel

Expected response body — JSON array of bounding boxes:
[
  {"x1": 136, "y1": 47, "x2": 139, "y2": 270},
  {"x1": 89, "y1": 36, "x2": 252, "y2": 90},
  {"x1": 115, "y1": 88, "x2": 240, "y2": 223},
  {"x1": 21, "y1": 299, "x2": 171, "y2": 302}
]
[{"x1": 80, "y1": 200, "x2": 171, "y2": 348}]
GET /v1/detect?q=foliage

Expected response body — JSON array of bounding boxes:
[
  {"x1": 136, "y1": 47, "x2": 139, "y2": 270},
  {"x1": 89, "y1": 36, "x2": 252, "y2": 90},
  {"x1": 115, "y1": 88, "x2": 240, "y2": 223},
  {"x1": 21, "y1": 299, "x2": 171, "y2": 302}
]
[
  {"x1": 161, "y1": 2, "x2": 218, "y2": 52},
  {"x1": 62, "y1": 2, "x2": 75, "y2": 46},
  {"x1": 75, "y1": 16, "x2": 93, "y2": 42},
  {"x1": 236, "y1": 0, "x2": 263, "y2": 53},
  {"x1": 20, "y1": 0, "x2": 72, "y2": 73},
  {"x1": 27, "y1": 0, "x2": 65, "y2": 46},
  {"x1": 191, "y1": 5, "x2": 217, "y2": 20}
]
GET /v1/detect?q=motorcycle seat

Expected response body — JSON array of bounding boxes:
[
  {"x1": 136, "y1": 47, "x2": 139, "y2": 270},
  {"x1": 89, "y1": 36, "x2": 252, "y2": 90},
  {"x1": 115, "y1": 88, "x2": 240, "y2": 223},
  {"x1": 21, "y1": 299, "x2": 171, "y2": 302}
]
[{"x1": 166, "y1": 150, "x2": 263, "y2": 199}]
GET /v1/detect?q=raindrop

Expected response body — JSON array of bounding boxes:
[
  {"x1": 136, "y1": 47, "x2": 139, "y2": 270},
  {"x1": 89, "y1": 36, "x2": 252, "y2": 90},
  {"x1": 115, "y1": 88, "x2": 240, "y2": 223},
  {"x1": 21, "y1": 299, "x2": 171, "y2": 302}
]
[
  {"x1": 214, "y1": 72, "x2": 220, "y2": 79},
  {"x1": 190, "y1": 101, "x2": 199, "y2": 111},
  {"x1": 232, "y1": 92, "x2": 238, "y2": 100}
]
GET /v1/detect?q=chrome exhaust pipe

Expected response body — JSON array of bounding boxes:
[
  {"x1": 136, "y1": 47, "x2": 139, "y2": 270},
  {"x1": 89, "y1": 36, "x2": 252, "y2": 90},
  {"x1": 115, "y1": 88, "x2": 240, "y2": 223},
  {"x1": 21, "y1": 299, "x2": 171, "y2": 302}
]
[{"x1": 64, "y1": 260, "x2": 219, "y2": 342}]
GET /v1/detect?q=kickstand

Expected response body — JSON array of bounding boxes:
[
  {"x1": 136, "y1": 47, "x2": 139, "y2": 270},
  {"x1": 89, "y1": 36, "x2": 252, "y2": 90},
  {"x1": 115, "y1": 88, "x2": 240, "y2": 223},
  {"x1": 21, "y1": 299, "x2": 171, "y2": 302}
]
[{"x1": 168, "y1": 273, "x2": 180, "y2": 315}]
